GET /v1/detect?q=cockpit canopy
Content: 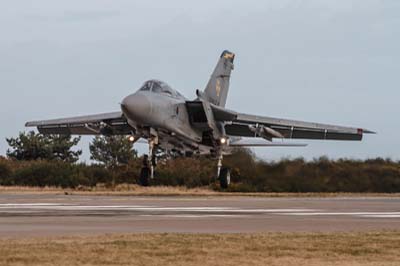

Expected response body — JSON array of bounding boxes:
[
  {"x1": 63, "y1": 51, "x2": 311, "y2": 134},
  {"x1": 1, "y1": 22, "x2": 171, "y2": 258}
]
[{"x1": 139, "y1": 80, "x2": 184, "y2": 98}]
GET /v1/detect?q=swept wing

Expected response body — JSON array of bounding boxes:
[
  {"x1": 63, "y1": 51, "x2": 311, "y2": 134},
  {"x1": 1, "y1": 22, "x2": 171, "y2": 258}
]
[
  {"x1": 25, "y1": 112, "x2": 131, "y2": 135},
  {"x1": 224, "y1": 112, "x2": 375, "y2": 141}
]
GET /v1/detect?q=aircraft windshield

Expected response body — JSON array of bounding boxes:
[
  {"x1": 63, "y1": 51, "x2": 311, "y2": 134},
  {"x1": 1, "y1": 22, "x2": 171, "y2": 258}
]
[
  {"x1": 152, "y1": 81, "x2": 174, "y2": 96},
  {"x1": 139, "y1": 81, "x2": 152, "y2": 91},
  {"x1": 139, "y1": 80, "x2": 184, "y2": 98}
]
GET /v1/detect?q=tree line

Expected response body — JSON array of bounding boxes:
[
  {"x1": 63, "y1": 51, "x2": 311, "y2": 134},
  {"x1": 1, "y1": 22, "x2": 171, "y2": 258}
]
[{"x1": 1, "y1": 131, "x2": 399, "y2": 192}]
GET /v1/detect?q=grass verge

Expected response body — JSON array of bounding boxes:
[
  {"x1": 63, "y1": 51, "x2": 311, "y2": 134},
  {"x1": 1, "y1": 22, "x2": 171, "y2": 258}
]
[
  {"x1": 0, "y1": 231, "x2": 399, "y2": 266},
  {"x1": 1, "y1": 185, "x2": 400, "y2": 197}
]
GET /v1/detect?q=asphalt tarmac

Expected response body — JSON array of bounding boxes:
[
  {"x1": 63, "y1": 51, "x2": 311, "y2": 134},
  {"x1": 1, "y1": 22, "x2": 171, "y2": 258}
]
[{"x1": 0, "y1": 194, "x2": 399, "y2": 237}]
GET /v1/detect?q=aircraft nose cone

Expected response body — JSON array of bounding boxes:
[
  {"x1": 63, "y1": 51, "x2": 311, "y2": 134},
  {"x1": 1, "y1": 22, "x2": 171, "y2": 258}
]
[{"x1": 121, "y1": 93, "x2": 152, "y2": 122}]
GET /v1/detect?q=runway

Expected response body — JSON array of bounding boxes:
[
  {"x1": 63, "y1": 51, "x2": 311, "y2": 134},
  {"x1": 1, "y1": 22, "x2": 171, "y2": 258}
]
[{"x1": 0, "y1": 194, "x2": 399, "y2": 237}]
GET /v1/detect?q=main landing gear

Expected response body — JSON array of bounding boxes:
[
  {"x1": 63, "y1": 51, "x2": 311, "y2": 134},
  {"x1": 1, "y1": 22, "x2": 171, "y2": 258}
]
[
  {"x1": 217, "y1": 153, "x2": 231, "y2": 189},
  {"x1": 139, "y1": 139, "x2": 157, "y2": 187},
  {"x1": 138, "y1": 139, "x2": 232, "y2": 189}
]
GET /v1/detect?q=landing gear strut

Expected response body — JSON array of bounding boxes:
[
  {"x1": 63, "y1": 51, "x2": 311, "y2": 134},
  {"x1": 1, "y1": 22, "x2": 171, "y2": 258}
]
[
  {"x1": 217, "y1": 153, "x2": 231, "y2": 189},
  {"x1": 148, "y1": 139, "x2": 157, "y2": 179},
  {"x1": 139, "y1": 139, "x2": 157, "y2": 187}
]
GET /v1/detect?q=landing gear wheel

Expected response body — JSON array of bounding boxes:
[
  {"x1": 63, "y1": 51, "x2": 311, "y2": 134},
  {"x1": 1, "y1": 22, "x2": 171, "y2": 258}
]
[
  {"x1": 219, "y1": 167, "x2": 231, "y2": 189},
  {"x1": 139, "y1": 167, "x2": 150, "y2": 187}
]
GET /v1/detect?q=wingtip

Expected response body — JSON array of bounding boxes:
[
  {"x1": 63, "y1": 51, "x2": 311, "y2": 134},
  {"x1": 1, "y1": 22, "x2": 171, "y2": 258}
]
[
  {"x1": 25, "y1": 121, "x2": 36, "y2": 127},
  {"x1": 358, "y1": 128, "x2": 376, "y2": 134},
  {"x1": 364, "y1": 129, "x2": 377, "y2": 134}
]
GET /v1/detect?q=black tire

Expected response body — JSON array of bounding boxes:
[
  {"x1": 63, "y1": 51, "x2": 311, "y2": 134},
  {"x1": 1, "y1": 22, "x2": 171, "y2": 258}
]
[
  {"x1": 219, "y1": 167, "x2": 231, "y2": 189},
  {"x1": 151, "y1": 154, "x2": 157, "y2": 167},
  {"x1": 139, "y1": 167, "x2": 150, "y2": 187}
]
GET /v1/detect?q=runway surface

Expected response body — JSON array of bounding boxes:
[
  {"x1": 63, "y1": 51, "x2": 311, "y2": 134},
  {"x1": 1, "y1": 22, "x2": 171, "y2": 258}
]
[{"x1": 0, "y1": 194, "x2": 399, "y2": 237}]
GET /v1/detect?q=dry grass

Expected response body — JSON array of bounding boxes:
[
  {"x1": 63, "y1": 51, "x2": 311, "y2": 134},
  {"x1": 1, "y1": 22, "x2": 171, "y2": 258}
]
[
  {"x1": 0, "y1": 231, "x2": 399, "y2": 266},
  {"x1": 0, "y1": 185, "x2": 217, "y2": 196},
  {"x1": 1, "y1": 185, "x2": 400, "y2": 198}
]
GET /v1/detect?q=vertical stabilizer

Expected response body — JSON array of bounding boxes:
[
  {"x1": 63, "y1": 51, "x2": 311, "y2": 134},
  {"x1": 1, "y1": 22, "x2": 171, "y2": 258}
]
[{"x1": 203, "y1": 50, "x2": 235, "y2": 107}]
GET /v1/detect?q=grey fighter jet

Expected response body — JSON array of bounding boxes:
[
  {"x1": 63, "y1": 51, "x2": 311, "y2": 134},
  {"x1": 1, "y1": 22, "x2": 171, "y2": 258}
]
[{"x1": 26, "y1": 50, "x2": 375, "y2": 188}]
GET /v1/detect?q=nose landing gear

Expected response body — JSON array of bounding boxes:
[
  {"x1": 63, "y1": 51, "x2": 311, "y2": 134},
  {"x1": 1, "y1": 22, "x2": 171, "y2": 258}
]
[{"x1": 139, "y1": 138, "x2": 157, "y2": 187}]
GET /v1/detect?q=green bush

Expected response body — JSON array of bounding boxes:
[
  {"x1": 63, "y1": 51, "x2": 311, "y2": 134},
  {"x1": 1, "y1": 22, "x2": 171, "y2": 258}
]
[
  {"x1": 12, "y1": 161, "x2": 76, "y2": 188},
  {"x1": 114, "y1": 160, "x2": 142, "y2": 185},
  {"x1": 76, "y1": 164, "x2": 112, "y2": 186},
  {"x1": 154, "y1": 157, "x2": 215, "y2": 187},
  {"x1": 0, "y1": 160, "x2": 12, "y2": 185},
  {"x1": 1, "y1": 151, "x2": 400, "y2": 193}
]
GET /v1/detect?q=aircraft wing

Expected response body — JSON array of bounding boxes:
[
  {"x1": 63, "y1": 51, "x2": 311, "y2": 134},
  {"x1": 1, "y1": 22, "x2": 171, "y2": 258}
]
[
  {"x1": 224, "y1": 112, "x2": 375, "y2": 141},
  {"x1": 25, "y1": 111, "x2": 132, "y2": 135}
]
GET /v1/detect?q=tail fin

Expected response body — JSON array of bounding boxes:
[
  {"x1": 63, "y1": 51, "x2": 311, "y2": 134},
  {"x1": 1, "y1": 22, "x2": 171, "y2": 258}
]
[{"x1": 203, "y1": 50, "x2": 235, "y2": 107}]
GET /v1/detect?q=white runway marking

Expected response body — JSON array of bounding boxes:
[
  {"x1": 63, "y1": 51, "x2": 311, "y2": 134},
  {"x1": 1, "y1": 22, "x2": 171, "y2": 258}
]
[
  {"x1": 0, "y1": 203, "x2": 67, "y2": 206},
  {"x1": 140, "y1": 214, "x2": 249, "y2": 218},
  {"x1": 359, "y1": 215, "x2": 400, "y2": 218},
  {"x1": 0, "y1": 204, "x2": 316, "y2": 213},
  {"x1": 282, "y1": 212, "x2": 400, "y2": 218},
  {"x1": 0, "y1": 203, "x2": 398, "y2": 219}
]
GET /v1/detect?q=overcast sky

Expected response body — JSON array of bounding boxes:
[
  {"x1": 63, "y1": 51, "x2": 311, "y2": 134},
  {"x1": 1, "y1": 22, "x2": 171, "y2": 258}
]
[{"x1": 0, "y1": 0, "x2": 399, "y2": 162}]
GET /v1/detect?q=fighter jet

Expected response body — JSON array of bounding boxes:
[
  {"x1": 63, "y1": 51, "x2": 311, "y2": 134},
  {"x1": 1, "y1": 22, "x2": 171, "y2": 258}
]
[{"x1": 26, "y1": 50, "x2": 375, "y2": 188}]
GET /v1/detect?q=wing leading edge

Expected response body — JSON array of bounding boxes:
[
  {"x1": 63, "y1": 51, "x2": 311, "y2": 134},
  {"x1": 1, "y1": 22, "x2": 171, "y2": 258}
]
[{"x1": 25, "y1": 111, "x2": 131, "y2": 135}]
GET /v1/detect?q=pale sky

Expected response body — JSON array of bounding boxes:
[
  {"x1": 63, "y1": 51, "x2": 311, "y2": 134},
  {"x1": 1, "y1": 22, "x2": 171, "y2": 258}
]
[{"x1": 0, "y1": 0, "x2": 399, "y2": 162}]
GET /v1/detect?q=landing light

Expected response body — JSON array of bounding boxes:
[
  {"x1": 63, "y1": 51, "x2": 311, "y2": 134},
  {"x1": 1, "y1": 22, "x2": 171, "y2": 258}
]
[
  {"x1": 128, "y1": 136, "x2": 135, "y2": 142},
  {"x1": 220, "y1": 137, "x2": 227, "y2": 145}
]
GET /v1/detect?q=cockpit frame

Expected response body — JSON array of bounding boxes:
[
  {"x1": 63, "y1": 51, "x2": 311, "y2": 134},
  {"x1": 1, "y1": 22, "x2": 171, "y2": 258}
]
[{"x1": 139, "y1": 80, "x2": 184, "y2": 99}]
